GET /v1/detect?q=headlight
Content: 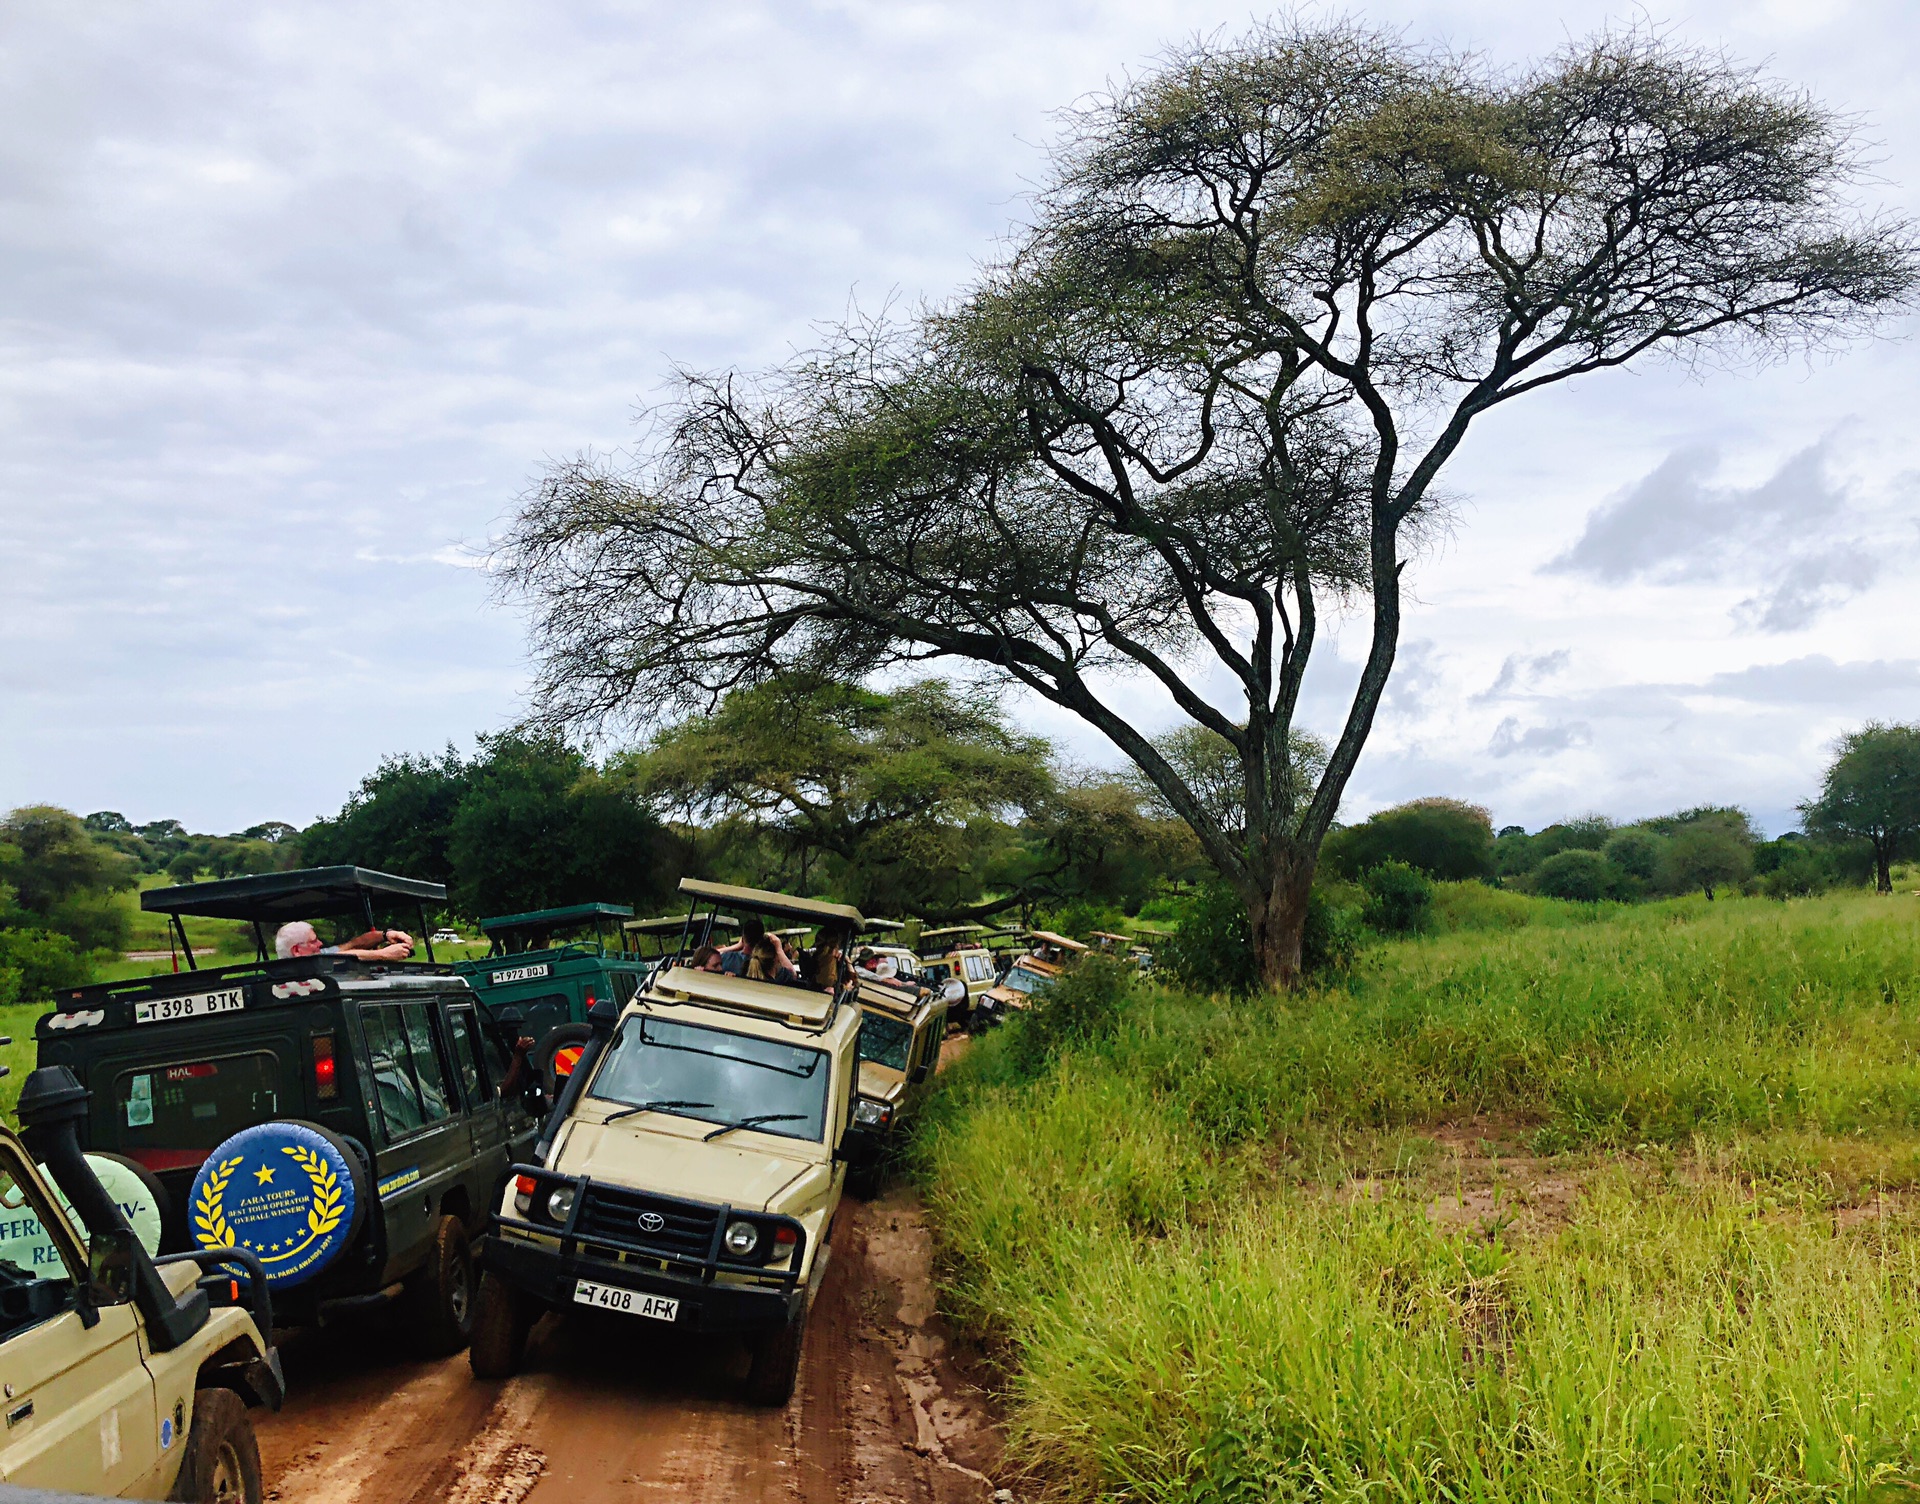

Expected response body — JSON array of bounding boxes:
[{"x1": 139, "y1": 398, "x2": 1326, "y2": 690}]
[
  {"x1": 724, "y1": 1219, "x2": 760, "y2": 1257},
  {"x1": 852, "y1": 1098, "x2": 889, "y2": 1127},
  {"x1": 547, "y1": 1186, "x2": 576, "y2": 1223}
]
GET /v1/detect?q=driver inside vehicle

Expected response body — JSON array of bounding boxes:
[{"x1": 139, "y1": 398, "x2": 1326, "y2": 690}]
[{"x1": 275, "y1": 920, "x2": 415, "y2": 961}]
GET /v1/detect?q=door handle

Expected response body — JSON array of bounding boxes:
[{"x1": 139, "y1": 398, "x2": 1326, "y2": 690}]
[{"x1": 6, "y1": 1398, "x2": 32, "y2": 1427}]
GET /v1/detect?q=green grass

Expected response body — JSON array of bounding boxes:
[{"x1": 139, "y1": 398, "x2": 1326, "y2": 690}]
[{"x1": 916, "y1": 888, "x2": 1920, "y2": 1501}]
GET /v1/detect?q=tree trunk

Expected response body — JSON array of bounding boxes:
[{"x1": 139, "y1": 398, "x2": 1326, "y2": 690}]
[
  {"x1": 1247, "y1": 861, "x2": 1315, "y2": 991},
  {"x1": 1875, "y1": 838, "x2": 1892, "y2": 894}
]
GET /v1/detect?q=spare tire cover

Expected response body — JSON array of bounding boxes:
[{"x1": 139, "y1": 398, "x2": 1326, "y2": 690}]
[
  {"x1": 0, "y1": 1154, "x2": 167, "y2": 1273},
  {"x1": 189, "y1": 1121, "x2": 365, "y2": 1286}
]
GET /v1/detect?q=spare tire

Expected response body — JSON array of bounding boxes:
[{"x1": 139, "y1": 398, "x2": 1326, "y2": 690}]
[
  {"x1": 86, "y1": 1151, "x2": 170, "y2": 1256},
  {"x1": 536, "y1": 1024, "x2": 595, "y2": 1098},
  {"x1": 187, "y1": 1120, "x2": 370, "y2": 1287}
]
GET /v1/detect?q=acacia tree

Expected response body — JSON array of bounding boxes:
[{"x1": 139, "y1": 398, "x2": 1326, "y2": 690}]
[
  {"x1": 1802, "y1": 722, "x2": 1920, "y2": 893},
  {"x1": 502, "y1": 23, "x2": 1914, "y2": 985}
]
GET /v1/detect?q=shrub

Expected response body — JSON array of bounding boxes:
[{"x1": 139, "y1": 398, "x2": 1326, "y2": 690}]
[
  {"x1": 1762, "y1": 846, "x2": 1835, "y2": 899},
  {"x1": 1303, "y1": 888, "x2": 1363, "y2": 971},
  {"x1": 1002, "y1": 954, "x2": 1137, "y2": 1078},
  {"x1": 1359, "y1": 860, "x2": 1433, "y2": 934},
  {"x1": 1322, "y1": 799, "x2": 1494, "y2": 881},
  {"x1": 1533, "y1": 848, "x2": 1614, "y2": 901},
  {"x1": 1160, "y1": 881, "x2": 1360, "y2": 994},
  {"x1": 1601, "y1": 827, "x2": 1665, "y2": 881},
  {"x1": 0, "y1": 926, "x2": 89, "y2": 1007},
  {"x1": 1658, "y1": 821, "x2": 1754, "y2": 899}
]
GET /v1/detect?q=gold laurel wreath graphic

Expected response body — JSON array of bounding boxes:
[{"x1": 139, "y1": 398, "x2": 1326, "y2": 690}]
[
  {"x1": 284, "y1": 1144, "x2": 344, "y2": 1237},
  {"x1": 192, "y1": 1156, "x2": 243, "y2": 1249}
]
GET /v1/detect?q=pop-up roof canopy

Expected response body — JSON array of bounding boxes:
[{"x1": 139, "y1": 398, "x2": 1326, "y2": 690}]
[
  {"x1": 141, "y1": 866, "x2": 446, "y2": 922},
  {"x1": 1028, "y1": 930, "x2": 1090, "y2": 952},
  {"x1": 623, "y1": 913, "x2": 739, "y2": 935},
  {"x1": 677, "y1": 877, "x2": 864, "y2": 928},
  {"x1": 480, "y1": 902, "x2": 634, "y2": 936}
]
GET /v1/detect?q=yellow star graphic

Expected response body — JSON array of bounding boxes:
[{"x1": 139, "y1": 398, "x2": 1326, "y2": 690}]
[{"x1": 253, "y1": 1165, "x2": 276, "y2": 1185}]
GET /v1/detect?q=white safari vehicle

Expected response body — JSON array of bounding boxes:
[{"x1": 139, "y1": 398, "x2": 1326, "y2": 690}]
[
  {"x1": 469, "y1": 880, "x2": 866, "y2": 1405},
  {"x1": 1, "y1": 1062, "x2": 283, "y2": 1503}
]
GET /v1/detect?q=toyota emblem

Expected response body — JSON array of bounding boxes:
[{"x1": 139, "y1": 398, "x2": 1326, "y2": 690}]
[{"x1": 637, "y1": 1211, "x2": 666, "y2": 1233}]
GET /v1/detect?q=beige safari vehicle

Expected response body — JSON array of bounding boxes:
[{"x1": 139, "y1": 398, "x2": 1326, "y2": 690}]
[
  {"x1": 2, "y1": 1064, "x2": 283, "y2": 1503},
  {"x1": 470, "y1": 880, "x2": 866, "y2": 1406},
  {"x1": 842, "y1": 969, "x2": 947, "y2": 1197},
  {"x1": 973, "y1": 929, "x2": 1091, "y2": 1028}
]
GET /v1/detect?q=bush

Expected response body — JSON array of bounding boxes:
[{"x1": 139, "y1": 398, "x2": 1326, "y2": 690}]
[
  {"x1": 1532, "y1": 848, "x2": 1614, "y2": 902},
  {"x1": 1762, "y1": 846, "x2": 1836, "y2": 899},
  {"x1": 1322, "y1": 799, "x2": 1493, "y2": 881},
  {"x1": 1033, "y1": 899, "x2": 1127, "y2": 939},
  {"x1": 1303, "y1": 888, "x2": 1363, "y2": 972},
  {"x1": 1601, "y1": 827, "x2": 1665, "y2": 881},
  {"x1": 1002, "y1": 955, "x2": 1137, "y2": 1079},
  {"x1": 1159, "y1": 881, "x2": 1360, "y2": 994},
  {"x1": 0, "y1": 926, "x2": 89, "y2": 1007},
  {"x1": 1359, "y1": 860, "x2": 1432, "y2": 934}
]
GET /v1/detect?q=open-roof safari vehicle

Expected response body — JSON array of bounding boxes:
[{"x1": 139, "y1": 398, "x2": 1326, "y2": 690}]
[
  {"x1": 973, "y1": 929, "x2": 1090, "y2": 1029},
  {"x1": 912, "y1": 925, "x2": 999, "y2": 1029},
  {"x1": 33, "y1": 868, "x2": 539, "y2": 1356},
  {"x1": 842, "y1": 959, "x2": 946, "y2": 1198},
  {"x1": 454, "y1": 902, "x2": 656, "y2": 1092},
  {"x1": 3, "y1": 1063, "x2": 282, "y2": 1502},
  {"x1": 469, "y1": 879, "x2": 871, "y2": 1405}
]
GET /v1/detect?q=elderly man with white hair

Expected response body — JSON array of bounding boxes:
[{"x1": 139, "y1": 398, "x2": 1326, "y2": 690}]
[{"x1": 275, "y1": 920, "x2": 415, "y2": 962}]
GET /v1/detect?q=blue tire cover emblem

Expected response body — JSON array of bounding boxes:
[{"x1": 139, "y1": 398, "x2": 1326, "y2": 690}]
[{"x1": 189, "y1": 1122, "x2": 357, "y2": 1287}]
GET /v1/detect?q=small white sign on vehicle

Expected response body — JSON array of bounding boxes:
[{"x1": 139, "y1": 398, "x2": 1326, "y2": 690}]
[
  {"x1": 490, "y1": 963, "x2": 551, "y2": 985},
  {"x1": 573, "y1": 1280, "x2": 678, "y2": 1322},
  {"x1": 133, "y1": 987, "x2": 246, "y2": 1025}
]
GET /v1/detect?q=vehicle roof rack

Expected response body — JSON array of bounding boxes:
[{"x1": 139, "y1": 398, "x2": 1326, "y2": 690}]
[
  {"x1": 622, "y1": 912, "x2": 739, "y2": 935},
  {"x1": 677, "y1": 878, "x2": 864, "y2": 928},
  {"x1": 480, "y1": 901, "x2": 635, "y2": 934},
  {"x1": 140, "y1": 866, "x2": 446, "y2": 921},
  {"x1": 917, "y1": 924, "x2": 985, "y2": 941},
  {"x1": 1028, "y1": 930, "x2": 1090, "y2": 951}
]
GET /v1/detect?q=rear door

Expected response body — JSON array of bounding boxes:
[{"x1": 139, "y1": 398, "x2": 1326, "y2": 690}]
[
  {"x1": 443, "y1": 1003, "x2": 507, "y2": 1173},
  {"x1": 0, "y1": 1145, "x2": 160, "y2": 1497}
]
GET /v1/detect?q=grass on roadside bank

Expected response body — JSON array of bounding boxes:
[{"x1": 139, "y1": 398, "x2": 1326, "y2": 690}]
[{"x1": 915, "y1": 888, "x2": 1920, "y2": 1502}]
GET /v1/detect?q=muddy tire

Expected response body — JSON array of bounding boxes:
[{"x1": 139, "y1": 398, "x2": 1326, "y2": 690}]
[
  {"x1": 743, "y1": 1294, "x2": 809, "y2": 1407},
  {"x1": 404, "y1": 1215, "x2": 476, "y2": 1356},
  {"x1": 469, "y1": 1270, "x2": 532, "y2": 1379},
  {"x1": 169, "y1": 1387, "x2": 262, "y2": 1504}
]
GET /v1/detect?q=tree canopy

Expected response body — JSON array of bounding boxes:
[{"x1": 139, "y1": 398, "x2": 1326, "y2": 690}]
[
  {"x1": 500, "y1": 21, "x2": 1915, "y2": 985},
  {"x1": 1802, "y1": 722, "x2": 1920, "y2": 893}
]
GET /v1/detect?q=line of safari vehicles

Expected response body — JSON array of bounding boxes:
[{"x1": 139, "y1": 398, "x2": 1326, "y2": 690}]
[{"x1": 0, "y1": 865, "x2": 1132, "y2": 1501}]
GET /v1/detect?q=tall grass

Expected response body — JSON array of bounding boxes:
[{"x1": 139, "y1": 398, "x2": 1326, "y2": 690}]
[{"x1": 917, "y1": 890, "x2": 1920, "y2": 1500}]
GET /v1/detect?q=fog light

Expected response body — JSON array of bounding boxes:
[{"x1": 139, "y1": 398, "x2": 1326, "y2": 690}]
[
  {"x1": 723, "y1": 1219, "x2": 759, "y2": 1257},
  {"x1": 547, "y1": 1186, "x2": 576, "y2": 1223}
]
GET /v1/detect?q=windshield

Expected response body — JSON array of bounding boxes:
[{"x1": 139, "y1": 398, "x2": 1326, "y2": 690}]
[
  {"x1": 588, "y1": 1015, "x2": 830, "y2": 1143},
  {"x1": 857, "y1": 1011, "x2": 913, "y2": 1072},
  {"x1": 1001, "y1": 965, "x2": 1053, "y2": 996}
]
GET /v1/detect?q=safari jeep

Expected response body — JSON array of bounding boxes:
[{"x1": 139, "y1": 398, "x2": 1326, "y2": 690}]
[
  {"x1": 2, "y1": 1065, "x2": 283, "y2": 1503},
  {"x1": 470, "y1": 880, "x2": 865, "y2": 1406},
  {"x1": 842, "y1": 974, "x2": 946, "y2": 1197},
  {"x1": 971, "y1": 929, "x2": 1090, "y2": 1030},
  {"x1": 33, "y1": 868, "x2": 539, "y2": 1355}
]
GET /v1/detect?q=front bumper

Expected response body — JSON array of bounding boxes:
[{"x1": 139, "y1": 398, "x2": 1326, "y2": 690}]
[{"x1": 480, "y1": 1229, "x2": 802, "y2": 1333}]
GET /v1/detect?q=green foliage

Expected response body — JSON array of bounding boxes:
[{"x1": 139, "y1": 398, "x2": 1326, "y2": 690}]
[
  {"x1": 82, "y1": 812, "x2": 292, "y2": 880},
  {"x1": 1762, "y1": 843, "x2": 1838, "y2": 900},
  {"x1": 916, "y1": 892, "x2": 1920, "y2": 1499},
  {"x1": 299, "y1": 747, "x2": 468, "y2": 885},
  {"x1": 1601, "y1": 827, "x2": 1665, "y2": 881},
  {"x1": 1358, "y1": 859, "x2": 1432, "y2": 934},
  {"x1": 0, "y1": 926, "x2": 90, "y2": 1007},
  {"x1": 1002, "y1": 955, "x2": 1138, "y2": 1081},
  {"x1": 0, "y1": 806, "x2": 136, "y2": 953},
  {"x1": 1802, "y1": 721, "x2": 1920, "y2": 892},
  {"x1": 1323, "y1": 799, "x2": 1494, "y2": 882},
  {"x1": 1156, "y1": 882, "x2": 1259, "y2": 996},
  {"x1": 1532, "y1": 847, "x2": 1616, "y2": 902},
  {"x1": 1658, "y1": 820, "x2": 1755, "y2": 900}
]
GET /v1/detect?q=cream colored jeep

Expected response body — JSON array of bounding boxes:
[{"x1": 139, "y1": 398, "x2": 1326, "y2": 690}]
[
  {"x1": 1, "y1": 1065, "x2": 283, "y2": 1503},
  {"x1": 470, "y1": 881, "x2": 866, "y2": 1406}
]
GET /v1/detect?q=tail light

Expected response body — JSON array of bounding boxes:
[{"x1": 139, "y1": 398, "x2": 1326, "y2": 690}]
[{"x1": 312, "y1": 1032, "x2": 338, "y2": 1100}]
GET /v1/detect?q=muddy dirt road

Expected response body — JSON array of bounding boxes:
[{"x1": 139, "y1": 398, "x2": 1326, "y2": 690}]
[{"x1": 253, "y1": 1189, "x2": 1001, "y2": 1504}]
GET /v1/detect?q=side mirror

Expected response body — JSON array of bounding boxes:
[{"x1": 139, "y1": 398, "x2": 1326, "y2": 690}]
[{"x1": 87, "y1": 1227, "x2": 137, "y2": 1305}]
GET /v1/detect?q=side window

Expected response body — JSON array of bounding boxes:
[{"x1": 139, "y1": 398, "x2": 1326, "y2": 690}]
[
  {"x1": 362, "y1": 1006, "x2": 424, "y2": 1138},
  {"x1": 610, "y1": 971, "x2": 640, "y2": 1006},
  {"x1": 445, "y1": 1008, "x2": 490, "y2": 1108},
  {"x1": 402, "y1": 1003, "x2": 453, "y2": 1123},
  {"x1": 0, "y1": 1149, "x2": 81, "y2": 1345}
]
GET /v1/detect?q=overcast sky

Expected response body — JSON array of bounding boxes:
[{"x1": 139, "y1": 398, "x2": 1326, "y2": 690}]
[{"x1": 1, "y1": 0, "x2": 1915, "y2": 839}]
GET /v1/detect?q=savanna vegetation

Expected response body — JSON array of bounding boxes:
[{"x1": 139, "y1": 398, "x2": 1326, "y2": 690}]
[{"x1": 917, "y1": 884, "x2": 1920, "y2": 1501}]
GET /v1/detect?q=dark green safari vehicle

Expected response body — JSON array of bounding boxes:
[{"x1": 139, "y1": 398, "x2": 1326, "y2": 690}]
[
  {"x1": 31, "y1": 868, "x2": 539, "y2": 1353},
  {"x1": 453, "y1": 903, "x2": 666, "y2": 1094}
]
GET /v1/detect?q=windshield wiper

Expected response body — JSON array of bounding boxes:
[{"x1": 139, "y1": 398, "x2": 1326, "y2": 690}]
[
  {"x1": 702, "y1": 1113, "x2": 806, "y2": 1142},
  {"x1": 602, "y1": 1098, "x2": 713, "y2": 1124}
]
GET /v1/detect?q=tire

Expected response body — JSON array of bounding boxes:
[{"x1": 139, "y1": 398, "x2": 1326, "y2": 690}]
[
  {"x1": 468, "y1": 1270, "x2": 532, "y2": 1379},
  {"x1": 743, "y1": 1294, "x2": 809, "y2": 1407},
  {"x1": 846, "y1": 1158, "x2": 883, "y2": 1200},
  {"x1": 404, "y1": 1215, "x2": 476, "y2": 1356},
  {"x1": 536, "y1": 1024, "x2": 595, "y2": 1097},
  {"x1": 169, "y1": 1387, "x2": 262, "y2": 1504}
]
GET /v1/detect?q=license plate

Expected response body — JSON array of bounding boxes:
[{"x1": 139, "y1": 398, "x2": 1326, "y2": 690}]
[
  {"x1": 572, "y1": 1280, "x2": 677, "y2": 1322},
  {"x1": 134, "y1": 988, "x2": 246, "y2": 1025}
]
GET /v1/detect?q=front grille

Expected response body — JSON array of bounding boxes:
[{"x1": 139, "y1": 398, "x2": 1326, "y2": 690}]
[{"x1": 575, "y1": 1184, "x2": 717, "y2": 1257}]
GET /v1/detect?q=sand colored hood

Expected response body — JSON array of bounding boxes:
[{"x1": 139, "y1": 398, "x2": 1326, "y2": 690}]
[{"x1": 553, "y1": 1115, "x2": 828, "y2": 1213}]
